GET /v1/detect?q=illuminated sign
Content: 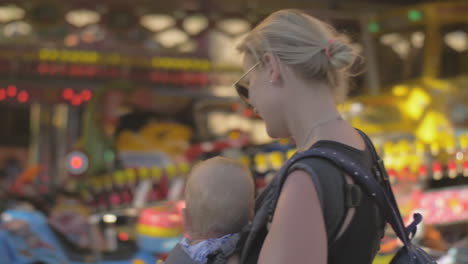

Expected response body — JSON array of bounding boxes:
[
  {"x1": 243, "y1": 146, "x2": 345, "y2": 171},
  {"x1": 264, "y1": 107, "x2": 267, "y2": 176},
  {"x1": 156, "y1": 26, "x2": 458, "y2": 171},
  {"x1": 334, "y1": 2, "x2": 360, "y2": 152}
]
[{"x1": 65, "y1": 151, "x2": 89, "y2": 175}]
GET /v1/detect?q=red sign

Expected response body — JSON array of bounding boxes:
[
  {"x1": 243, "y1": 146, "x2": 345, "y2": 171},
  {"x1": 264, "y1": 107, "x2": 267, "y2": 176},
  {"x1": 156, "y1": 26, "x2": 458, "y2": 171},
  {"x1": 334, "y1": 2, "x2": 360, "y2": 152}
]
[{"x1": 419, "y1": 188, "x2": 468, "y2": 225}]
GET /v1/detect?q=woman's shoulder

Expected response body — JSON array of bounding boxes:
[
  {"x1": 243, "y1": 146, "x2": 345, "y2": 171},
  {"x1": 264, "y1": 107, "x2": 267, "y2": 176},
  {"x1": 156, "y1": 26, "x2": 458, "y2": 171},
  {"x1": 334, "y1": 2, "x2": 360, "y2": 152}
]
[
  {"x1": 278, "y1": 169, "x2": 322, "y2": 217},
  {"x1": 260, "y1": 169, "x2": 327, "y2": 263}
]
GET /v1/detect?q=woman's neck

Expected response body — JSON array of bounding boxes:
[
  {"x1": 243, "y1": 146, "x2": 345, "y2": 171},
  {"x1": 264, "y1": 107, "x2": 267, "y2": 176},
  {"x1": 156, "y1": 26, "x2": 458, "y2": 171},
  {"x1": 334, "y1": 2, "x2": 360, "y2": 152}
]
[
  {"x1": 293, "y1": 114, "x2": 344, "y2": 152},
  {"x1": 285, "y1": 83, "x2": 343, "y2": 152}
]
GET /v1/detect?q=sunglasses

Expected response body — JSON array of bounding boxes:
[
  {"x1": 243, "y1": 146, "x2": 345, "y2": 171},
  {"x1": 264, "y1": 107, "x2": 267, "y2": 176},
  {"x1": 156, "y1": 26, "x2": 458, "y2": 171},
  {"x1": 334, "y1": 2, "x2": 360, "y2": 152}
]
[{"x1": 233, "y1": 61, "x2": 260, "y2": 106}]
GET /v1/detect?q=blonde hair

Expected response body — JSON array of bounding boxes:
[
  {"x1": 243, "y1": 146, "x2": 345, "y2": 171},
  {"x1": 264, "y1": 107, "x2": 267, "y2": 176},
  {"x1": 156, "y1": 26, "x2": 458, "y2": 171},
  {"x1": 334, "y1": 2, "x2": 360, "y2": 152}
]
[
  {"x1": 185, "y1": 157, "x2": 254, "y2": 238},
  {"x1": 237, "y1": 9, "x2": 359, "y2": 103}
]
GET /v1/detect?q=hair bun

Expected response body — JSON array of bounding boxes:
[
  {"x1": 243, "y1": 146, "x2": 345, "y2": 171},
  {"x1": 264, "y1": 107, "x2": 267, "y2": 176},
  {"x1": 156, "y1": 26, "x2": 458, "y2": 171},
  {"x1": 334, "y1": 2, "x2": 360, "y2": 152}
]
[{"x1": 327, "y1": 40, "x2": 356, "y2": 71}]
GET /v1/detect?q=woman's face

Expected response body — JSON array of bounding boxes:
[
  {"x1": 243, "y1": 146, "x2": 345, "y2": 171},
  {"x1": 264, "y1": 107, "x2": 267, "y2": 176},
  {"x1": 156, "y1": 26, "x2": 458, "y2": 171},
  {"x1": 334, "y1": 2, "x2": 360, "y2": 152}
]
[{"x1": 241, "y1": 55, "x2": 289, "y2": 139}]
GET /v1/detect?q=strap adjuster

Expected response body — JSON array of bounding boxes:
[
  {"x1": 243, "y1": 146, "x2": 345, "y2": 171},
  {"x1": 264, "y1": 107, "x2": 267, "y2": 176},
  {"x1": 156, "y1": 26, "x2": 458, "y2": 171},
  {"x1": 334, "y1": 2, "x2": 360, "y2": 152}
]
[
  {"x1": 345, "y1": 184, "x2": 362, "y2": 208},
  {"x1": 373, "y1": 159, "x2": 389, "y2": 182}
]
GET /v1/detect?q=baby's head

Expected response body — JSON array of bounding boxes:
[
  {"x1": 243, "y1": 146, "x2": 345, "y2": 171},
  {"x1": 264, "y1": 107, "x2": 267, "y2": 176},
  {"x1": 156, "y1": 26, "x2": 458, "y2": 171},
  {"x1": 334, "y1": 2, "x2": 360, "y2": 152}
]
[{"x1": 184, "y1": 157, "x2": 254, "y2": 240}]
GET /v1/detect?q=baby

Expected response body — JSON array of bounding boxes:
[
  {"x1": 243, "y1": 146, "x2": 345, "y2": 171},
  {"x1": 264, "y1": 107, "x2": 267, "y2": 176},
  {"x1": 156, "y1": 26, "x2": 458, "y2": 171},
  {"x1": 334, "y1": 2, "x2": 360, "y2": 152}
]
[{"x1": 165, "y1": 157, "x2": 255, "y2": 264}]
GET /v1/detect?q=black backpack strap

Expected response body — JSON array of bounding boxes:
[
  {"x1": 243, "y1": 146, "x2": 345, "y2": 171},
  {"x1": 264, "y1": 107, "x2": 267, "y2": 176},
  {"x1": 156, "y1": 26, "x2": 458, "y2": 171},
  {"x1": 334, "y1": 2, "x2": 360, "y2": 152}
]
[
  {"x1": 288, "y1": 147, "x2": 412, "y2": 247},
  {"x1": 288, "y1": 157, "x2": 361, "y2": 244},
  {"x1": 240, "y1": 158, "x2": 297, "y2": 263},
  {"x1": 337, "y1": 132, "x2": 436, "y2": 263},
  {"x1": 355, "y1": 129, "x2": 426, "y2": 244},
  {"x1": 345, "y1": 184, "x2": 363, "y2": 208},
  {"x1": 241, "y1": 131, "x2": 431, "y2": 263},
  {"x1": 288, "y1": 160, "x2": 324, "y2": 208},
  {"x1": 240, "y1": 146, "x2": 365, "y2": 264},
  {"x1": 354, "y1": 129, "x2": 404, "y2": 223}
]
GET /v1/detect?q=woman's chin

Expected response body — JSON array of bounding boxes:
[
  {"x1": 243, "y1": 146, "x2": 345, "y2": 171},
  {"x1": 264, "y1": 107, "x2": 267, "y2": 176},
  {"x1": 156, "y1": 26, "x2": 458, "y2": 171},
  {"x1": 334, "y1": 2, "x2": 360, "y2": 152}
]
[{"x1": 265, "y1": 125, "x2": 288, "y2": 139}]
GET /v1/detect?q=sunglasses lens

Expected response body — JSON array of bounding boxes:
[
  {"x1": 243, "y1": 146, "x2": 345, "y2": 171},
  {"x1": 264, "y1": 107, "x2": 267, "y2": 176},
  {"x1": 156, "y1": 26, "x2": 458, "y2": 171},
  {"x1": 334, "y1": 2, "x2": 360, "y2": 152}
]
[{"x1": 235, "y1": 83, "x2": 250, "y2": 104}]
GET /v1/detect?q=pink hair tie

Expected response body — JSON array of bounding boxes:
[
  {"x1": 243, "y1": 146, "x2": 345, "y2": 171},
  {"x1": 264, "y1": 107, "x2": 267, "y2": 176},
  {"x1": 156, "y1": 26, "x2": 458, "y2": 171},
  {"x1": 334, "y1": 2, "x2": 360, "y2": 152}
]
[{"x1": 325, "y1": 39, "x2": 336, "y2": 58}]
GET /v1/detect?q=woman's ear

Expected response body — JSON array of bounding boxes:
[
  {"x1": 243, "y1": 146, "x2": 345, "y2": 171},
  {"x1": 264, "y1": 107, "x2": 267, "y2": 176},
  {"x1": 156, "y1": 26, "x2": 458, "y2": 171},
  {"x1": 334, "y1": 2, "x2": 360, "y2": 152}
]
[{"x1": 263, "y1": 52, "x2": 281, "y2": 84}]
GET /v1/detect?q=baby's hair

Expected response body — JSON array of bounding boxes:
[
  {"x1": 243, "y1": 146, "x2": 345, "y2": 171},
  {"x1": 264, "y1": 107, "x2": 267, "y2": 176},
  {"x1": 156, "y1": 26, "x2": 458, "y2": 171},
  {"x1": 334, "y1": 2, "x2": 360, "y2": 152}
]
[{"x1": 185, "y1": 157, "x2": 254, "y2": 238}]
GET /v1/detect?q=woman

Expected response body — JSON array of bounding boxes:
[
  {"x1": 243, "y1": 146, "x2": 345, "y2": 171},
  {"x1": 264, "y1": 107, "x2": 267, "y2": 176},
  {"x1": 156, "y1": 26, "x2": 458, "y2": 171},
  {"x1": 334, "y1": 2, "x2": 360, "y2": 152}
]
[{"x1": 234, "y1": 9, "x2": 386, "y2": 264}]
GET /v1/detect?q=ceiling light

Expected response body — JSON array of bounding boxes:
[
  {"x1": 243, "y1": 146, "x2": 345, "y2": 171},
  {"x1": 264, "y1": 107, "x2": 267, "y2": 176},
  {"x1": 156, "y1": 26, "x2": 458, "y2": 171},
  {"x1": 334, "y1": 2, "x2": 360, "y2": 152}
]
[
  {"x1": 3, "y1": 21, "x2": 32, "y2": 37},
  {"x1": 209, "y1": 31, "x2": 245, "y2": 66},
  {"x1": 183, "y1": 15, "x2": 208, "y2": 35},
  {"x1": 66, "y1": 9, "x2": 101, "y2": 28},
  {"x1": 445, "y1": 30, "x2": 467, "y2": 52},
  {"x1": 217, "y1": 18, "x2": 250, "y2": 36},
  {"x1": 141, "y1": 14, "x2": 175, "y2": 32},
  {"x1": 380, "y1": 33, "x2": 401, "y2": 45},
  {"x1": 0, "y1": 5, "x2": 25, "y2": 23},
  {"x1": 411, "y1": 31, "x2": 425, "y2": 48},
  {"x1": 155, "y1": 28, "x2": 189, "y2": 48},
  {"x1": 392, "y1": 40, "x2": 410, "y2": 59}
]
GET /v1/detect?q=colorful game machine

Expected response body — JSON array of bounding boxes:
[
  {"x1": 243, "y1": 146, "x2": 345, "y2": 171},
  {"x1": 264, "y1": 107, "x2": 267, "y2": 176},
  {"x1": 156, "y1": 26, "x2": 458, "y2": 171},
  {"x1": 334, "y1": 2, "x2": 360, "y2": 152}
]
[
  {"x1": 0, "y1": 166, "x2": 159, "y2": 263},
  {"x1": 346, "y1": 88, "x2": 466, "y2": 262},
  {"x1": 136, "y1": 200, "x2": 186, "y2": 260},
  {"x1": 42, "y1": 80, "x2": 196, "y2": 263},
  {"x1": 340, "y1": 1, "x2": 468, "y2": 262},
  {"x1": 0, "y1": 194, "x2": 159, "y2": 264},
  {"x1": 73, "y1": 80, "x2": 195, "y2": 175},
  {"x1": 63, "y1": 79, "x2": 195, "y2": 207}
]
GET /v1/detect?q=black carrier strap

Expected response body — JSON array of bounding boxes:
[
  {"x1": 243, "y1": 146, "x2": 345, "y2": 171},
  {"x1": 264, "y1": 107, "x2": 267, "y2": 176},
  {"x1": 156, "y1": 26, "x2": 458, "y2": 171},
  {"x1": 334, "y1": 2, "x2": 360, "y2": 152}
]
[
  {"x1": 288, "y1": 157, "x2": 363, "y2": 244},
  {"x1": 241, "y1": 141, "x2": 371, "y2": 263},
  {"x1": 345, "y1": 184, "x2": 363, "y2": 208},
  {"x1": 241, "y1": 129, "x2": 435, "y2": 264},
  {"x1": 273, "y1": 147, "x2": 403, "y2": 243}
]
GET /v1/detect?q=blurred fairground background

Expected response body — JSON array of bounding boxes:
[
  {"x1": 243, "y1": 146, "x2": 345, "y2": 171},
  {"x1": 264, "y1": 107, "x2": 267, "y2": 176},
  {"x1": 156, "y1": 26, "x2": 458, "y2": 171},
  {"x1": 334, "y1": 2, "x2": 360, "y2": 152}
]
[{"x1": 0, "y1": 0, "x2": 466, "y2": 263}]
